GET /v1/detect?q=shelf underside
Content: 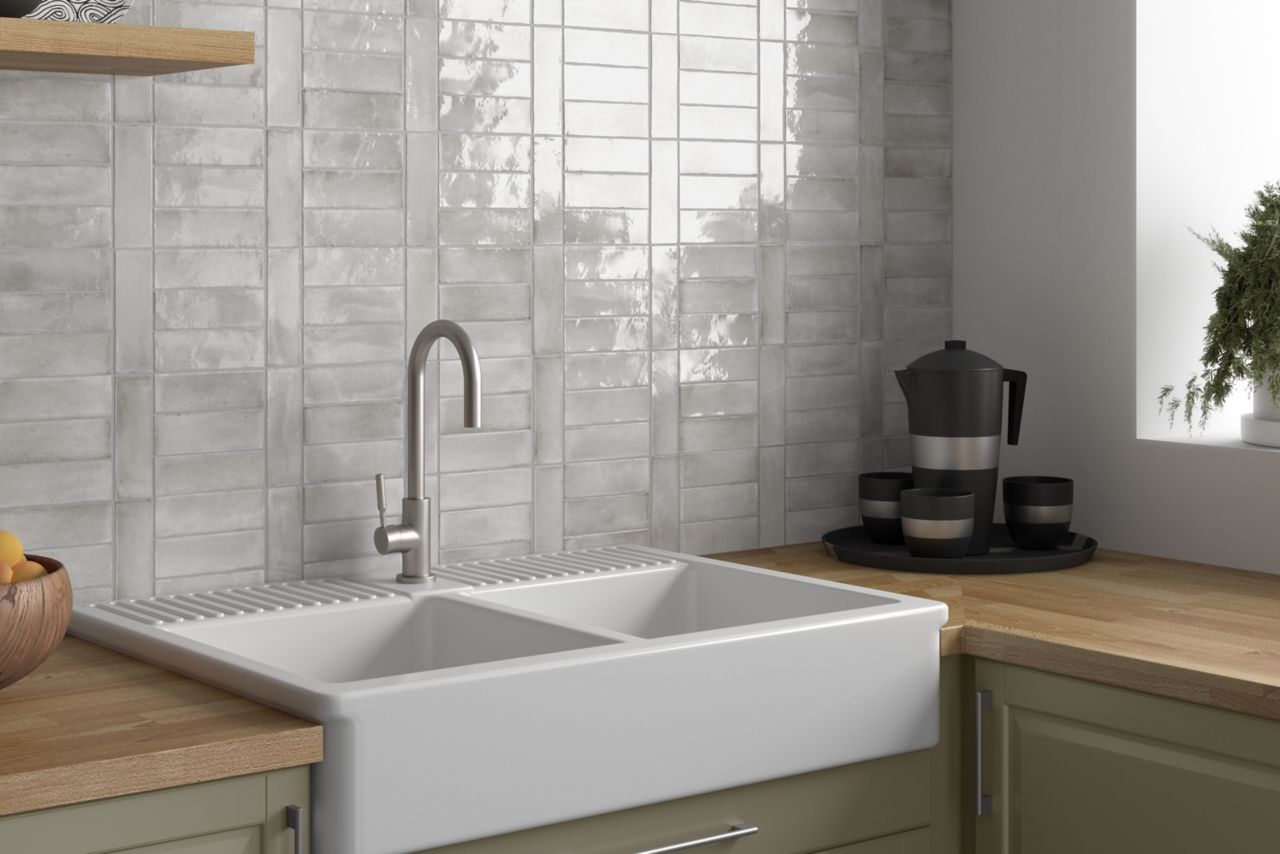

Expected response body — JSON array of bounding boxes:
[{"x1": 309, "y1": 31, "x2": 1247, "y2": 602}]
[{"x1": 0, "y1": 18, "x2": 253, "y2": 75}]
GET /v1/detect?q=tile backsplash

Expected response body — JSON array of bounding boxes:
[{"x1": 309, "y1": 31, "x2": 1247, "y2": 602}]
[{"x1": 0, "y1": 0, "x2": 950, "y2": 602}]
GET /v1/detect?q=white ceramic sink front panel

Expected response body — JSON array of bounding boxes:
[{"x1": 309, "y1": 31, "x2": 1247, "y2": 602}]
[{"x1": 71, "y1": 546, "x2": 948, "y2": 854}]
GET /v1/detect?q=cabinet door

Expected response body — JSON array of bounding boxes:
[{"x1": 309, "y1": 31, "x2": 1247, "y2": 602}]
[
  {"x1": 0, "y1": 768, "x2": 309, "y2": 854},
  {"x1": 974, "y1": 660, "x2": 1280, "y2": 854}
]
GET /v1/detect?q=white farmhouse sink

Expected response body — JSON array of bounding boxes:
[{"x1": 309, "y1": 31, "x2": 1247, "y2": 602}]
[{"x1": 72, "y1": 546, "x2": 947, "y2": 854}]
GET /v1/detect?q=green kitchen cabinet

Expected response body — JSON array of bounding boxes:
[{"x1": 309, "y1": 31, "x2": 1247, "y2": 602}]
[
  {"x1": 0, "y1": 766, "x2": 309, "y2": 854},
  {"x1": 972, "y1": 659, "x2": 1280, "y2": 854}
]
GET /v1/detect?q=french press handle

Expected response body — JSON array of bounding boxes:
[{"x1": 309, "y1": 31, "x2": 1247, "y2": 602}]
[{"x1": 1004, "y1": 369, "x2": 1027, "y2": 445}]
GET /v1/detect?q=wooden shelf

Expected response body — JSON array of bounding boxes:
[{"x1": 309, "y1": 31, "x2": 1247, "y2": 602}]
[{"x1": 0, "y1": 19, "x2": 253, "y2": 75}]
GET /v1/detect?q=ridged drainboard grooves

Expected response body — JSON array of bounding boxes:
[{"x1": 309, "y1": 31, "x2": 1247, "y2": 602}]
[
  {"x1": 92, "y1": 578, "x2": 398, "y2": 626},
  {"x1": 89, "y1": 546, "x2": 676, "y2": 626},
  {"x1": 432, "y1": 545, "x2": 674, "y2": 587}
]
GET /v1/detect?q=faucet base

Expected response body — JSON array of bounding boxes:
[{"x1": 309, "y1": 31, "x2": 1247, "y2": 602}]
[{"x1": 395, "y1": 572, "x2": 434, "y2": 585}]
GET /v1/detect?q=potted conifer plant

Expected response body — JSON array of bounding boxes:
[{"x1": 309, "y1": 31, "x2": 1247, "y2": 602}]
[{"x1": 1158, "y1": 181, "x2": 1280, "y2": 446}]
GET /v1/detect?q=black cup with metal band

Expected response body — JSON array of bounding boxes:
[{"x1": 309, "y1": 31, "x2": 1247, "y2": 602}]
[
  {"x1": 900, "y1": 488, "x2": 975, "y2": 559},
  {"x1": 1003, "y1": 476, "x2": 1073, "y2": 550},
  {"x1": 858, "y1": 472, "x2": 914, "y2": 544}
]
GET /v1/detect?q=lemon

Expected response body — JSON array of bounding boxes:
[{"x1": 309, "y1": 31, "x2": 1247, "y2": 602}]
[
  {"x1": 0, "y1": 531, "x2": 22, "y2": 568},
  {"x1": 10, "y1": 560, "x2": 44, "y2": 582}
]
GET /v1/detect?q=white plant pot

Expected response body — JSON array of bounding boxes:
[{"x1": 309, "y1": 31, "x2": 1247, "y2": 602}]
[{"x1": 1240, "y1": 374, "x2": 1280, "y2": 447}]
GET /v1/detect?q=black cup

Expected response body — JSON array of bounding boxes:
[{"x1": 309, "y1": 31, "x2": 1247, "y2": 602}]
[
  {"x1": 859, "y1": 472, "x2": 914, "y2": 544},
  {"x1": 1003, "y1": 476, "x2": 1073, "y2": 550},
  {"x1": 900, "y1": 488, "x2": 975, "y2": 559}
]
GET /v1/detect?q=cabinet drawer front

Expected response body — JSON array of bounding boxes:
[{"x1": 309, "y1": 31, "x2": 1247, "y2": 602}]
[
  {"x1": 425, "y1": 752, "x2": 931, "y2": 854},
  {"x1": 818, "y1": 827, "x2": 930, "y2": 854},
  {"x1": 115, "y1": 826, "x2": 263, "y2": 854},
  {"x1": 0, "y1": 775, "x2": 265, "y2": 854}
]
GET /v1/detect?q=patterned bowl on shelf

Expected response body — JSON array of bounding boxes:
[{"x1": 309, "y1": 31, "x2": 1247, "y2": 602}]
[{"x1": 21, "y1": 0, "x2": 133, "y2": 23}]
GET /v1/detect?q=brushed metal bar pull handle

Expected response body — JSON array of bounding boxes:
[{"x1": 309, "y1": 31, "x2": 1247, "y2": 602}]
[
  {"x1": 286, "y1": 804, "x2": 304, "y2": 854},
  {"x1": 631, "y1": 823, "x2": 759, "y2": 854},
  {"x1": 976, "y1": 689, "x2": 993, "y2": 816}
]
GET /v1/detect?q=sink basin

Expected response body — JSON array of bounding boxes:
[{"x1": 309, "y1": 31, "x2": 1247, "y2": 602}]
[
  {"x1": 71, "y1": 546, "x2": 947, "y2": 854},
  {"x1": 168, "y1": 596, "x2": 618, "y2": 682},
  {"x1": 471, "y1": 561, "x2": 894, "y2": 638}
]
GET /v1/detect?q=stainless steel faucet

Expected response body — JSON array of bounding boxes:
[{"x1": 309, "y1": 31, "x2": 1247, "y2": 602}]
[{"x1": 373, "y1": 319, "x2": 482, "y2": 583}]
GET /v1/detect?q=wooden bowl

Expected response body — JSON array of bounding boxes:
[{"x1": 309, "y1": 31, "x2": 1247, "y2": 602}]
[{"x1": 0, "y1": 555, "x2": 72, "y2": 689}]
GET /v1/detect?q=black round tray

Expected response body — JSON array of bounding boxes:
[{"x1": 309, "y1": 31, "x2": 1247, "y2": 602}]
[{"x1": 822, "y1": 523, "x2": 1097, "y2": 574}]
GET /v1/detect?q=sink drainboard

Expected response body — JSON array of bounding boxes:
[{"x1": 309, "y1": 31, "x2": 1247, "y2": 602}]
[{"x1": 89, "y1": 545, "x2": 676, "y2": 626}]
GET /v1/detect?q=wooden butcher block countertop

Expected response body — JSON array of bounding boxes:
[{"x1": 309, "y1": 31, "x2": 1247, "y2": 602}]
[
  {"x1": 720, "y1": 544, "x2": 1280, "y2": 722},
  {"x1": 0, "y1": 637, "x2": 322, "y2": 817}
]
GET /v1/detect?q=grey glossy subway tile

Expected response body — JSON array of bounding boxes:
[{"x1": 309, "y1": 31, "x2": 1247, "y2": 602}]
[
  {"x1": 304, "y1": 364, "x2": 403, "y2": 405},
  {"x1": 679, "y1": 105, "x2": 758, "y2": 140},
  {"x1": 786, "y1": 42, "x2": 858, "y2": 76},
  {"x1": 441, "y1": 356, "x2": 532, "y2": 395},
  {"x1": 0, "y1": 122, "x2": 109, "y2": 165},
  {"x1": 304, "y1": 246, "x2": 403, "y2": 286},
  {"x1": 652, "y1": 36, "x2": 678, "y2": 137},
  {"x1": 440, "y1": 171, "x2": 532, "y2": 207},
  {"x1": 303, "y1": 324, "x2": 404, "y2": 364},
  {"x1": 564, "y1": 280, "x2": 649, "y2": 317},
  {"x1": 304, "y1": 169, "x2": 403, "y2": 210},
  {"x1": 885, "y1": 147, "x2": 951, "y2": 177},
  {"x1": 564, "y1": 494, "x2": 649, "y2": 539},
  {"x1": 303, "y1": 90, "x2": 399, "y2": 131},
  {"x1": 532, "y1": 246, "x2": 562, "y2": 353},
  {"x1": 156, "y1": 371, "x2": 265, "y2": 414},
  {"x1": 564, "y1": 316, "x2": 649, "y2": 352},
  {"x1": 682, "y1": 1, "x2": 756, "y2": 39},
  {"x1": 680, "y1": 380, "x2": 758, "y2": 418},
  {"x1": 884, "y1": 80, "x2": 949, "y2": 116},
  {"x1": 534, "y1": 30, "x2": 563, "y2": 134},
  {"x1": 155, "y1": 83, "x2": 263, "y2": 126},
  {"x1": 886, "y1": 49, "x2": 950, "y2": 83},
  {"x1": 786, "y1": 406, "x2": 859, "y2": 444},
  {"x1": 304, "y1": 10, "x2": 404, "y2": 52},
  {"x1": 564, "y1": 0, "x2": 647, "y2": 30},
  {"x1": 440, "y1": 133, "x2": 532, "y2": 172},
  {"x1": 680, "y1": 280, "x2": 758, "y2": 315},
  {"x1": 564, "y1": 64, "x2": 648, "y2": 104},
  {"x1": 564, "y1": 386, "x2": 650, "y2": 426},
  {"x1": 304, "y1": 286, "x2": 407, "y2": 324},
  {"x1": 155, "y1": 289, "x2": 264, "y2": 330},
  {"x1": 680, "y1": 35, "x2": 757, "y2": 72},
  {"x1": 441, "y1": 0, "x2": 530, "y2": 23},
  {"x1": 565, "y1": 352, "x2": 650, "y2": 389},
  {"x1": 155, "y1": 451, "x2": 265, "y2": 498},
  {"x1": 565, "y1": 138, "x2": 649, "y2": 173},
  {"x1": 534, "y1": 357, "x2": 564, "y2": 464},
  {"x1": 651, "y1": 350, "x2": 678, "y2": 456},
  {"x1": 0, "y1": 249, "x2": 111, "y2": 294},
  {"x1": 440, "y1": 467, "x2": 532, "y2": 511},
  {"x1": 886, "y1": 275, "x2": 950, "y2": 307},
  {"x1": 786, "y1": 309, "x2": 859, "y2": 342},
  {"x1": 156, "y1": 490, "x2": 265, "y2": 539},
  {"x1": 786, "y1": 9, "x2": 859, "y2": 44},
  {"x1": 563, "y1": 28, "x2": 649, "y2": 66},
  {"x1": 304, "y1": 130, "x2": 403, "y2": 169},
  {"x1": 155, "y1": 409, "x2": 264, "y2": 457},
  {"x1": 564, "y1": 245, "x2": 650, "y2": 280},
  {"x1": 679, "y1": 70, "x2": 756, "y2": 108},
  {"x1": 302, "y1": 208, "x2": 403, "y2": 246},
  {"x1": 680, "y1": 516, "x2": 757, "y2": 554},
  {"x1": 439, "y1": 95, "x2": 531, "y2": 133},
  {"x1": 440, "y1": 20, "x2": 532, "y2": 61},
  {"x1": 0, "y1": 207, "x2": 111, "y2": 249},
  {"x1": 680, "y1": 448, "x2": 757, "y2": 488},
  {"x1": 679, "y1": 314, "x2": 758, "y2": 348},
  {"x1": 0, "y1": 292, "x2": 108, "y2": 335},
  {"x1": 760, "y1": 345, "x2": 785, "y2": 444},
  {"x1": 680, "y1": 141, "x2": 757, "y2": 175},
  {"x1": 304, "y1": 51, "x2": 404, "y2": 94},
  {"x1": 439, "y1": 246, "x2": 530, "y2": 283},
  {"x1": 440, "y1": 282, "x2": 529, "y2": 321},
  {"x1": 681, "y1": 482, "x2": 757, "y2": 523},
  {"x1": 564, "y1": 458, "x2": 649, "y2": 498},
  {"x1": 440, "y1": 429, "x2": 533, "y2": 472},
  {"x1": 680, "y1": 211, "x2": 759, "y2": 244},
  {"x1": 442, "y1": 392, "x2": 530, "y2": 432},
  {"x1": 156, "y1": 530, "x2": 265, "y2": 577},
  {"x1": 0, "y1": 165, "x2": 109, "y2": 207},
  {"x1": 564, "y1": 210, "x2": 650, "y2": 244},
  {"x1": 0, "y1": 333, "x2": 109, "y2": 378},
  {"x1": 564, "y1": 102, "x2": 649, "y2": 138},
  {"x1": 679, "y1": 414, "x2": 757, "y2": 453},
  {"x1": 564, "y1": 173, "x2": 649, "y2": 209},
  {"x1": 439, "y1": 58, "x2": 532, "y2": 98},
  {"x1": 680, "y1": 175, "x2": 759, "y2": 210},
  {"x1": 534, "y1": 0, "x2": 561, "y2": 24},
  {"x1": 885, "y1": 210, "x2": 950, "y2": 243},
  {"x1": 885, "y1": 16, "x2": 949, "y2": 52},
  {"x1": 679, "y1": 347, "x2": 759, "y2": 383},
  {"x1": 786, "y1": 242, "x2": 858, "y2": 275},
  {"x1": 0, "y1": 76, "x2": 110, "y2": 123}
]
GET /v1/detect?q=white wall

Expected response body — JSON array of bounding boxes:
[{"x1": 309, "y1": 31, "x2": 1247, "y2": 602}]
[{"x1": 953, "y1": 0, "x2": 1280, "y2": 573}]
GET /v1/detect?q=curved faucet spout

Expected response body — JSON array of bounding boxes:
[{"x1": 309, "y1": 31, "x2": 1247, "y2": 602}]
[{"x1": 407, "y1": 319, "x2": 482, "y2": 500}]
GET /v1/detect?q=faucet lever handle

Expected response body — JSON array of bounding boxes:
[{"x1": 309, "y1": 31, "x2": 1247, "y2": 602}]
[{"x1": 374, "y1": 473, "x2": 387, "y2": 528}]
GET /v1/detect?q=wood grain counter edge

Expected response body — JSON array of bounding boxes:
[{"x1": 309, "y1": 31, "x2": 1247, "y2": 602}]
[
  {"x1": 718, "y1": 544, "x2": 1280, "y2": 724},
  {"x1": 0, "y1": 637, "x2": 322, "y2": 817}
]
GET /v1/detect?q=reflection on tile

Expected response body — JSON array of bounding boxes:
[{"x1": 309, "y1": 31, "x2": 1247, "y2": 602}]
[
  {"x1": 439, "y1": 21, "x2": 532, "y2": 61},
  {"x1": 564, "y1": 317, "x2": 649, "y2": 352},
  {"x1": 786, "y1": 10, "x2": 859, "y2": 44},
  {"x1": 534, "y1": 29, "x2": 563, "y2": 134},
  {"x1": 440, "y1": 209, "x2": 533, "y2": 245},
  {"x1": 565, "y1": 352, "x2": 650, "y2": 389},
  {"x1": 680, "y1": 210, "x2": 758, "y2": 244},
  {"x1": 651, "y1": 140, "x2": 678, "y2": 244},
  {"x1": 565, "y1": 245, "x2": 650, "y2": 280},
  {"x1": 440, "y1": 171, "x2": 531, "y2": 207},
  {"x1": 786, "y1": 42, "x2": 859, "y2": 76},
  {"x1": 439, "y1": 58, "x2": 532, "y2": 98},
  {"x1": 565, "y1": 173, "x2": 649, "y2": 208},
  {"x1": 652, "y1": 35, "x2": 678, "y2": 137},
  {"x1": 439, "y1": 133, "x2": 531, "y2": 171},
  {"x1": 564, "y1": 209, "x2": 650, "y2": 244},
  {"x1": 439, "y1": 95, "x2": 532, "y2": 133},
  {"x1": 679, "y1": 314, "x2": 759, "y2": 348},
  {"x1": 564, "y1": 280, "x2": 650, "y2": 317},
  {"x1": 440, "y1": 0, "x2": 531, "y2": 23}
]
